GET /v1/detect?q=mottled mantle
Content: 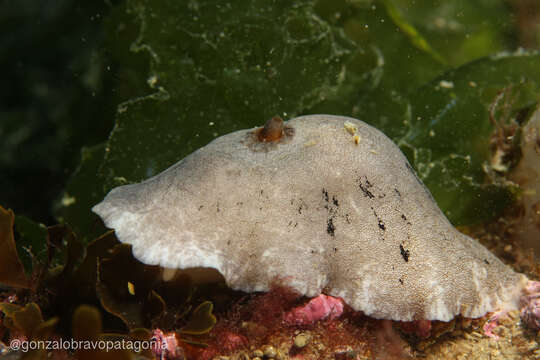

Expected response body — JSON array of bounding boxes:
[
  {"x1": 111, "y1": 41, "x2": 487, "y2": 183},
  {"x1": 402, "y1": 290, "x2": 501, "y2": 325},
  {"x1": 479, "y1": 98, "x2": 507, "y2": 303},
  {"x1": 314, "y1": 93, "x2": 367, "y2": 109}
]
[{"x1": 93, "y1": 115, "x2": 527, "y2": 321}]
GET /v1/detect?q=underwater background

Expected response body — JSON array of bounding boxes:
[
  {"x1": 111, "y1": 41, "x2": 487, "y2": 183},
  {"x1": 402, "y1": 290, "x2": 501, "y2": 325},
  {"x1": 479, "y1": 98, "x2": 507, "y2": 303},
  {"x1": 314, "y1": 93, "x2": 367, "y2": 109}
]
[{"x1": 2, "y1": 0, "x2": 540, "y2": 234}]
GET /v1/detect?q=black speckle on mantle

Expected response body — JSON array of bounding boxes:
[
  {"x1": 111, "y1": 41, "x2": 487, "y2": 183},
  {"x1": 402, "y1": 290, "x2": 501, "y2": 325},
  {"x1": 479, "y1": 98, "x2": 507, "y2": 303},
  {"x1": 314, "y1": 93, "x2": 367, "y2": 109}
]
[{"x1": 399, "y1": 244, "x2": 410, "y2": 262}]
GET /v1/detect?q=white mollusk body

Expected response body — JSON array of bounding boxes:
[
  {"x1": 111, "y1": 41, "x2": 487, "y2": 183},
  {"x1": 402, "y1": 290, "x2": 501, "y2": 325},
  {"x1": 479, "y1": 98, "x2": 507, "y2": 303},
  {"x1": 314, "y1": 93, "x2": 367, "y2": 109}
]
[{"x1": 93, "y1": 115, "x2": 527, "y2": 321}]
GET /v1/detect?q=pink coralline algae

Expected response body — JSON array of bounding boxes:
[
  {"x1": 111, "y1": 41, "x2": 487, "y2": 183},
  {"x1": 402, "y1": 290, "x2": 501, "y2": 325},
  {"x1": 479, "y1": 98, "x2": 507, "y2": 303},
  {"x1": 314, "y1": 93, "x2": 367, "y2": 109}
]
[
  {"x1": 199, "y1": 331, "x2": 248, "y2": 360},
  {"x1": 520, "y1": 280, "x2": 540, "y2": 330},
  {"x1": 482, "y1": 280, "x2": 540, "y2": 339},
  {"x1": 283, "y1": 294, "x2": 345, "y2": 326},
  {"x1": 215, "y1": 331, "x2": 248, "y2": 352},
  {"x1": 483, "y1": 310, "x2": 508, "y2": 340},
  {"x1": 151, "y1": 329, "x2": 185, "y2": 360}
]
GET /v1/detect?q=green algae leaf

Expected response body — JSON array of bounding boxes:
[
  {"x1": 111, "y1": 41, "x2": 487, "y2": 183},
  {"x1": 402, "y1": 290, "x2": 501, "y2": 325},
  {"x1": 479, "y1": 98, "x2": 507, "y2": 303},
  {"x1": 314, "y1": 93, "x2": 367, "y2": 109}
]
[
  {"x1": 63, "y1": 0, "x2": 528, "y2": 237},
  {"x1": 0, "y1": 206, "x2": 31, "y2": 288},
  {"x1": 92, "y1": 240, "x2": 196, "y2": 331},
  {"x1": 73, "y1": 305, "x2": 102, "y2": 341},
  {"x1": 311, "y1": 0, "x2": 513, "y2": 139},
  {"x1": 400, "y1": 50, "x2": 540, "y2": 225},
  {"x1": 0, "y1": 302, "x2": 58, "y2": 340},
  {"x1": 14, "y1": 216, "x2": 48, "y2": 275},
  {"x1": 381, "y1": 0, "x2": 445, "y2": 64},
  {"x1": 99, "y1": 0, "x2": 355, "y2": 191},
  {"x1": 180, "y1": 301, "x2": 216, "y2": 335},
  {"x1": 72, "y1": 305, "x2": 132, "y2": 360},
  {"x1": 96, "y1": 244, "x2": 161, "y2": 329},
  {"x1": 46, "y1": 225, "x2": 85, "y2": 275},
  {"x1": 387, "y1": 0, "x2": 513, "y2": 67},
  {"x1": 0, "y1": 303, "x2": 20, "y2": 318},
  {"x1": 32, "y1": 318, "x2": 59, "y2": 343},
  {"x1": 74, "y1": 231, "x2": 121, "y2": 298},
  {"x1": 311, "y1": 0, "x2": 449, "y2": 140},
  {"x1": 144, "y1": 290, "x2": 166, "y2": 324},
  {"x1": 96, "y1": 263, "x2": 146, "y2": 330},
  {"x1": 0, "y1": 304, "x2": 55, "y2": 360},
  {"x1": 11, "y1": 303, "x2": 43, "y2": 338},
  {"x1": 59, "y1": 144, "x2": 108, "y2": 243},
  {"x1": 0, "y1": 302, "x2": 56, "y2": 360}
]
